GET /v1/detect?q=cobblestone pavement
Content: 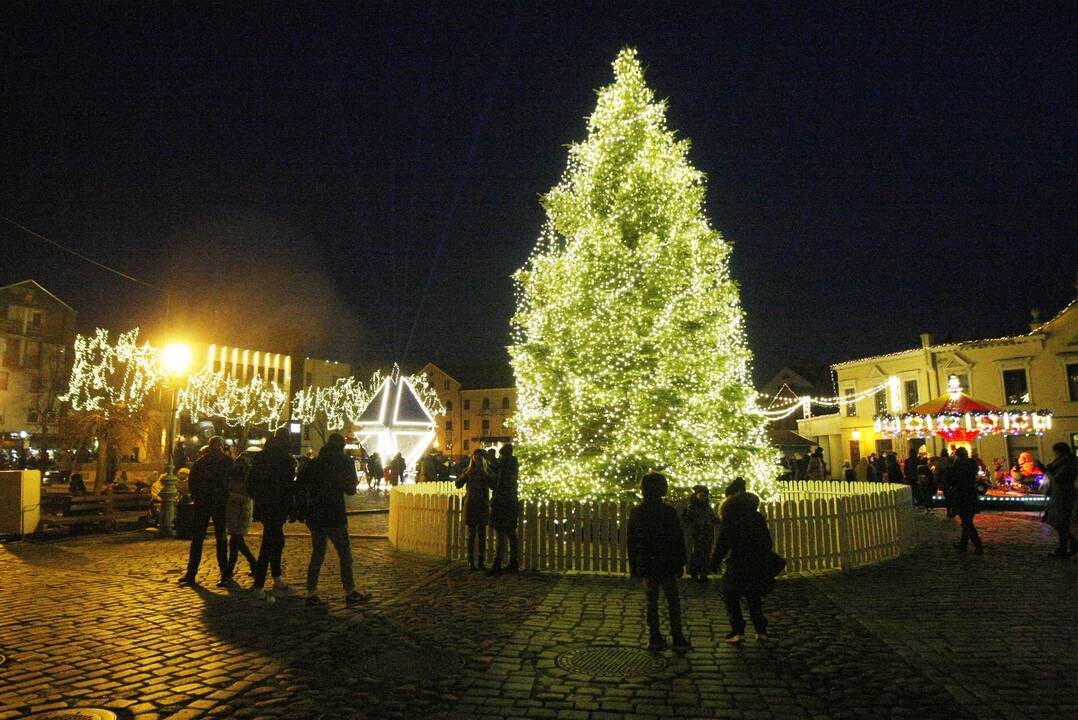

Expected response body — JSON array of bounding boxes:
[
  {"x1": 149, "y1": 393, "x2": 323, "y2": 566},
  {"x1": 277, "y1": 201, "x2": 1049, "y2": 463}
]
[{"x1": 1, "y1": 510, "x2": 1075, "y2": 719}]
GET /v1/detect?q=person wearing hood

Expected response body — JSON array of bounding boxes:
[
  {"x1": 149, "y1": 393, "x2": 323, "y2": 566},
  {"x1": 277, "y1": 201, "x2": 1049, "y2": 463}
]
[
  {"x1": 1044, "y1": 442, "x2": 1077, "y2": 559},
  {"x1": 487, "y1": 444, "x2": 520, "y2": 576},
  {"x1": 951, "y1": 447, "x2": 984, "y2": 555},
  {"x1": 681, "y1": 485, "x2": 716, "y2": 583},
  {"x1": 711, "y1": 478, "x2": 776, "y2": 644},
  {"x1": 296, "y1": 433, "x2": 371, "y2": 607},
  {"x1": 248, "y1": 427, "x2": 297, "y2": 603},
  {"x1": 627, "y1": 472, "x2": 690, "y2": 652}
]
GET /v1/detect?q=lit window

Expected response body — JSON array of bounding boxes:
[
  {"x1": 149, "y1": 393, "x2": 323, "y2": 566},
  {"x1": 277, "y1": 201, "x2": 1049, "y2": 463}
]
[
  {"x1": 844, "y1": 388, "x2": 857, "y2": 417},
  {"x1": 904, "y1": 380, "x2": 919, "y2": 410},
  {"x1": 874, "y1": 391, "x2": 887, "y2": 416}
]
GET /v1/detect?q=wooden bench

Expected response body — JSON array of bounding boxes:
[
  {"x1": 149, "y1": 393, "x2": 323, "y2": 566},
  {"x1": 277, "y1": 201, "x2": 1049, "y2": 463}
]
[{"x1": 37, "y1": 492, "x2": 153, "y2": 533}]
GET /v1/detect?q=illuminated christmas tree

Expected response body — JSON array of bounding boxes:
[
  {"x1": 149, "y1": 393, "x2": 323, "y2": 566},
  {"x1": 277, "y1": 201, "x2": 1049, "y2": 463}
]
[{"x1": 510, "y1": 48, "x2": 778, "y2": 501}]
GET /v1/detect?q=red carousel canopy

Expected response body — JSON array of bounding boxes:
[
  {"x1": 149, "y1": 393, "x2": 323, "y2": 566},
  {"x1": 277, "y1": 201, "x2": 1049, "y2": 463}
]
[
  {"x1": 908, "y1": 391, "x2": 999, "y2": 416},
  {"x1": 874, "y1": 376, "x2": 1052, "y2": 442}
]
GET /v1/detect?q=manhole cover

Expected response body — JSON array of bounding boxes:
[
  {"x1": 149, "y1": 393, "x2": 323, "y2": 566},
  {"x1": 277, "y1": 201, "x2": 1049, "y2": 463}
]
[
  {"x1": 361, "y1": 649, "x2": 465, "y2": 681},
  {"x1": 22, "y1": 709, "x2": 118, "y2": 720},
  {"x1": 556, "y1": 646, "x2": 667, "y2": 677}
]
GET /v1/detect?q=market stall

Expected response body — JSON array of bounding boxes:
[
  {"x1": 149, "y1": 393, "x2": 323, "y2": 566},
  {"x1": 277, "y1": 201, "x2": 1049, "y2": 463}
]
[{"x1": 874, "y1": 376, "x2": 1053, "y2": 508}]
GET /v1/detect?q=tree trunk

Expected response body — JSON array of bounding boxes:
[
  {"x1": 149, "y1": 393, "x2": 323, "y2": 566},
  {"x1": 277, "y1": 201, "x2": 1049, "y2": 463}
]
[{"x1": 93, "y1": 440, "x2": 108, "y2": 494}]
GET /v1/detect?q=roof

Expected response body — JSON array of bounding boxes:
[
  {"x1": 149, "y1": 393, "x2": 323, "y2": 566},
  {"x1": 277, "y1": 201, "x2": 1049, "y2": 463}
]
[
  {"x1": 419, "y1": 362, "x2": 516, "y2": 390},
  {"x1": 0, "y1": 279, "x2": 77, "y2": 314},
  {"x1": 767, "y1": 427, "x2": 819, "y2": 448},
  {"x1": 832, "y1": 298, "x2": 1076, "y2": 369}
]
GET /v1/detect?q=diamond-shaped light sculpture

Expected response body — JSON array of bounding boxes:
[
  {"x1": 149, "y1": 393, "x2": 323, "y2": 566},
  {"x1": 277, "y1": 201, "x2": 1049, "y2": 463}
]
[{"x1": 353, "y1": 371, "x2": 436, "y2": 477}]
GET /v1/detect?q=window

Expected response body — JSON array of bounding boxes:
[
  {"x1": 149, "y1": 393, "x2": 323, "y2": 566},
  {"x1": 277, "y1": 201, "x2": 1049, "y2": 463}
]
[
  {"x1": 502, "y1": 397, "x2": 510, "y2": 409},
  {"x1": 27, "y1": 408, "x2": 39, "y2": 424},
  {"x1": 445, "y1": 420, "x2": 453, "y2": 431},
  {"x1": 446, "y1": 400, "x2": 453, "y2": 412},
  {"x1": 1002, "y1": 369, "x2": 1030, "y2": 405},
  {"x1": 481, "y1": 419, "x2": 490, "y2": 431},
  {"x1": 952, "y1": 372, "x2": 970, "y2": 394},
  {"x1": 482, "y1": 397, "x2": 490, "y2": 410},
  {"x1": 904, "y1": 380, "x2": 919, "y2": 410},
  {"x1": 463, "y1": 419, "x2": 470, "y2": 430},
  {"x1": 0, "y1": 371, "x2": 7, "y2": 390},
  {"x1": 464, "y1": 440, "x2": 470, "y2": 451},
  {"x1": 277, "y1": 368, "x2": 285, "y2": 384},
  {"x1": 28, "y1": 311, "x2": 43, "y2": 334},
  {"x1": 246, "y1": 364, "x2": 255, "y2": 379},
  {"x1": 1066, "y1": 363, "x2": 1078, "y2": 402},
  {"x1": 874, "y1": 391, "x2": 887, "y2": 416},
  {"x1": 463, "y1": 399, "x2": 470, "y2": 410},
  {"x1": 844, "y1": 388, "x2": 857, "y2": 417},
  {"x1": 224, "y1": 362, "x2": 233, "y2": 376},
  {"x1": 213, "y1": 360, "x2": 222, "y2": 372}
]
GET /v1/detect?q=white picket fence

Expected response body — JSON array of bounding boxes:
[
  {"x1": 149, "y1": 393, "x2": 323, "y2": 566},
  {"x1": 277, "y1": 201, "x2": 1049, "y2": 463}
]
[{"x1": 388, "y1": 481, "x2": 914, "y2": 575}]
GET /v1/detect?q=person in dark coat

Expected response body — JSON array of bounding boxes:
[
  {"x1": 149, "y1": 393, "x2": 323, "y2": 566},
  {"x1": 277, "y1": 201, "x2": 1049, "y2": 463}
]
[
  {"x1": 1044, "y1": 442, "x2": 1077, "y2": 559},
  {"x1": 950, "y1": 447, "x2": 983, "y2": 555},
  {"x1": 366, "y1": 452, "x2": 383, "y2": 489},
  {"x1": 681, "y1": 485, "x2": 716, "y2": 583},
  {"x1": 390, "y1": 452, "x2": 406, "y2": 485},
  {"x1": 904, "y1": 447, "x2": 921, "y2": 504},
  {"x1": 627, "y1": 472, "x2": 689, "y2": 651},
  {"x1": 296, "y1": 433, "x2": 370, "y2": 606},
  {"x1": 711, "y1": 478, "x2": 775, "y2": 643},
  {"x1": 455, "y1": 448, "x2": 492, "y2": 570},
  {"x1": 248, "y1": 427, "x2": 297, "y2": 602},
  {"x1": 487, "y1": 444, "x2": 520, "y2": 576},
  {"x1": 885, "y1": 453, "x2": 903, "y2": 484},
  {"x1": 179, "y1": 436, "x2": 233, "y2": 587}
]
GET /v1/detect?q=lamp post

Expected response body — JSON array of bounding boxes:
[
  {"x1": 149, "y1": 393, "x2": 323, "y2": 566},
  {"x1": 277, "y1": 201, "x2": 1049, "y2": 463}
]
[{"x1": 159, "y1": 343, "x2": 191, "y2": 538}]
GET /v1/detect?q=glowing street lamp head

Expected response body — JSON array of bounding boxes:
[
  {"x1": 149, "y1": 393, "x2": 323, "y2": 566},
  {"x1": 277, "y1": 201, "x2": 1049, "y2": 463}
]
[{"x1": 162, "y1": 343, "x2": 192, "y2": 378}]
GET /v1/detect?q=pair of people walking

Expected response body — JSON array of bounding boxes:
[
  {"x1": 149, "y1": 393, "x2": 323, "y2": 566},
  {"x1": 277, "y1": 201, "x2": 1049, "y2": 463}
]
[
  {"x1": 627, "y1": 473, "x2": 780, "y2": 651},
  {"x1": 178, "y1": 429, "x2": 369, "y2": 607},
  {"x1": 456, "y1": 444, "x2": 520, "y2": 575}
]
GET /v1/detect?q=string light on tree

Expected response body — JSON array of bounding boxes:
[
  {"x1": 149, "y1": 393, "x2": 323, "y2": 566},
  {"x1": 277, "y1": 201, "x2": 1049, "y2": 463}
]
[
  {"x1": 509, "y1": 48, "x2": 779, "y2": 502},
  {"x1": 61, "y1": 328, "x2": 162, "y2": 414},
  {"x1": 178, "y1": 368, "x2": 289, "y2": 430}
]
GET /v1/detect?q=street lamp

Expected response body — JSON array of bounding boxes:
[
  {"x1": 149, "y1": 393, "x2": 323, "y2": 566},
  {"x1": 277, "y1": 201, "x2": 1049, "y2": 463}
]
[{"x1": 159, "y1": 343, "x2": 191, "y2": 538}]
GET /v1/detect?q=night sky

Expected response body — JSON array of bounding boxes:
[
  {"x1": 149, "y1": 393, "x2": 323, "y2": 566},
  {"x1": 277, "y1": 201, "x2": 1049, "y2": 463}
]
[{"x1": 3, "y1": 3, "x2": 1075, "y2": 383}]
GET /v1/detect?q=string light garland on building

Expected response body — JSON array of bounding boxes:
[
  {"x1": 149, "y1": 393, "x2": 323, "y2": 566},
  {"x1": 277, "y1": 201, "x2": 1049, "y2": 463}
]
[
  {"x1": 178, "y1": 368, "x2": 289, "y2": 430},
  {"x1": 291, "y1": 366, "x2": 445, "y2": 435},
  {"x1": 61, "y1": 328, "x2": 162, "y2": 415},
  {"x1": 509, "y1": 48, "x2": 779, "y2": 502},
  {"x1": 755, "y1": 377, "x2": 899, "y2": 421}
]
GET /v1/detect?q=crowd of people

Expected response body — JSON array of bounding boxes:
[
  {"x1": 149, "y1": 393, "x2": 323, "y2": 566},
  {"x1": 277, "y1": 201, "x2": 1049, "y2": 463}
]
[{"x1": 176, "y1": 428, "x2": 371, "y2": 608}]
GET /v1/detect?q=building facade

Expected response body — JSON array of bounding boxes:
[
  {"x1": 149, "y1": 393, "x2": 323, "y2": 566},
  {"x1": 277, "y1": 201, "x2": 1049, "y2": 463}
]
[
  {"x1": 0, "y1": 280, "x2": 77, "y2": 453},
  {"x1": 419, "y1": 363, "x2": 517, "y2": 460},
  {"x1": 296, "y1": 356, "x2": 352, "y2": 455},
  {"x1": 797, "y1": 300, "x2": 1078, "y2": 478}
]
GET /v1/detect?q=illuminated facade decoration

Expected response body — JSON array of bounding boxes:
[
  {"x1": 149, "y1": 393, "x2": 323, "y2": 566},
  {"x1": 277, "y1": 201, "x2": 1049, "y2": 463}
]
[
  {"x1": 509, "y1": 49, "x2": 778, "y2": 501},
  {"x1": 798, "y1": 298, "x2": 1078, "y2": 477},
  {"x1": 353, "y1": 367, "x2": 438, "y2": 475}
]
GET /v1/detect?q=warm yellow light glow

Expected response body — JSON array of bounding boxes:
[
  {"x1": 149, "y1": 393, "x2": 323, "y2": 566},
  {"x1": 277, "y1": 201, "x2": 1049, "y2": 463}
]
[
  {"x1": 162, "y1": 343, "x2": 192, "y2": 377},
  {"x1": 851, "y1": 430, "x2": 861, "y2": 441}
]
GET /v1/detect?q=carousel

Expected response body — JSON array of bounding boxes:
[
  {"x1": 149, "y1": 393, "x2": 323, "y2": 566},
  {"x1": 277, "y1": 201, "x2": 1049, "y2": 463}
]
[{"x1": 874, "y1": 376, "x2": 1053, "y2": 509}]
